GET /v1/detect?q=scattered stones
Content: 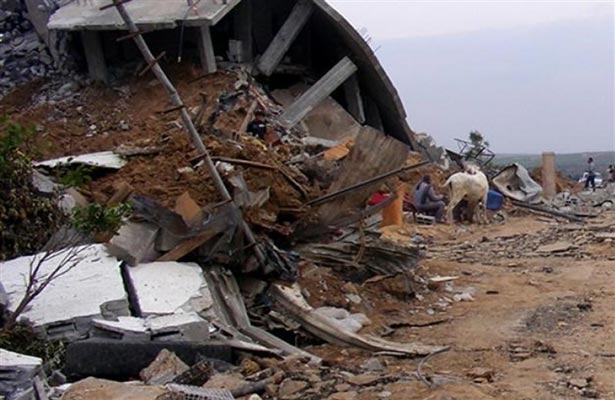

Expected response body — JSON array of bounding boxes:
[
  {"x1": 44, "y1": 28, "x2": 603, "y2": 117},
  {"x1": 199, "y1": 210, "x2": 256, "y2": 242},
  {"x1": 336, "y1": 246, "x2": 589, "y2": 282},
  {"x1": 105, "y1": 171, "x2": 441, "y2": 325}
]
[
  {"x1": 345, "y1": 374, "x2": 380, "y2": 386},
  {"x1": 568, "y1": 378, "x2": 589, "y2": 389},
  {"x1": 278, "y1": 379, "x2": 309, "y2": 398},
  {"x1": 361, "y1": 357, "x2": 384, "y2": 372},
  {"x1": 467, "y1": 367, "x2": 495, "y2": 383},
  {"x1": 327, "y1": 391, "x2": 358, "y2": 400}
]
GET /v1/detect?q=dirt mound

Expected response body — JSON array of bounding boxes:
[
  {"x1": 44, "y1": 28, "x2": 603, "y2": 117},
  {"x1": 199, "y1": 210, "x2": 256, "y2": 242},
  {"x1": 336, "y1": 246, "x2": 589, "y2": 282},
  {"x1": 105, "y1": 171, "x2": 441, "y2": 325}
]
[{"x1": 530, "y1": 167, "x2": 579, "y2": 193}]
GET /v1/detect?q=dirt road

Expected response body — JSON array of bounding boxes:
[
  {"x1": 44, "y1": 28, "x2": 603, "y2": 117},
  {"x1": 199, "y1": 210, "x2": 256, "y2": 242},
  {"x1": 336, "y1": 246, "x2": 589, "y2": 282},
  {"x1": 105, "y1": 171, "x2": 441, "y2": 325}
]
[{"x1": 307, "y1": 211, "x2": 615, "y2": 400}]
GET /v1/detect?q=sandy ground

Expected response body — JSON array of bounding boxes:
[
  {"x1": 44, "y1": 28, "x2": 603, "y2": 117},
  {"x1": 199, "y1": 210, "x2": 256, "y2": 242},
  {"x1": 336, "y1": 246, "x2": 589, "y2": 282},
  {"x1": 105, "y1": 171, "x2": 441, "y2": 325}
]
[{"x1": 306, "y1": 210, "x2": 615, "y2": 400}]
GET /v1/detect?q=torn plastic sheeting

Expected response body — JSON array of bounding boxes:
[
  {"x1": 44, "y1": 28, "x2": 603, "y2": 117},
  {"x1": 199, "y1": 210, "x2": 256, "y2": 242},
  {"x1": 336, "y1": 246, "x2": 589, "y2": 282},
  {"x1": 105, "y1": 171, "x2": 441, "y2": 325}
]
[
  {"x1": 34, "y1": 151, "x2": 127, "y2": 169},
  {"x1": 1, "y1": 244, "x2": 129, "y2": 335},
  {"x1": 270, "y1": 283, "x2": 447, "y2": 357},
  {"x1": 492, "y1": 163, "x2": 543, "y2": 204}
]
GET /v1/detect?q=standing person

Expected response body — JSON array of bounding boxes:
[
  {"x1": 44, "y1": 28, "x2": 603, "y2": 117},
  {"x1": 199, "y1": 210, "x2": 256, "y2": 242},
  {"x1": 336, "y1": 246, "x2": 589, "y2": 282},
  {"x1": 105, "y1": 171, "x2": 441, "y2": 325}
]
[
  {"x1": 584, "y1": 157, "x2": 596, "y2": 190},
  {"x1": 608, "y1": 165, "x2": 615, "y2": 183},
  {"x1": 414, "y1": 175, "x2": 446, "y2": 223},
  {"x1": 247, "y1": 110, "x2": 267, "y2": 140}
]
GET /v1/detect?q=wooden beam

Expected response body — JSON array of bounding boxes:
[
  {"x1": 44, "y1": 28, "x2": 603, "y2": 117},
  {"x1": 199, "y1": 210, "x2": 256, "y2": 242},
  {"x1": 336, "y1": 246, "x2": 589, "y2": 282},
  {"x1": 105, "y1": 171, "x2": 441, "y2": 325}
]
[
  {"x1": 278, "y1": 56, "x2": 357, "y2": 128},
  {"x1": 257, "y1": 0, "x2": 313, "y2": 76}
]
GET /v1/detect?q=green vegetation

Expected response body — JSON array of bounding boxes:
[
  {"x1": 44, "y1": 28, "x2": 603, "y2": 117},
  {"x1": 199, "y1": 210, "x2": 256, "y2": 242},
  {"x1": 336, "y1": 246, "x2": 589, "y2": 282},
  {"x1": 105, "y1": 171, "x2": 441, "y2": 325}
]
[
  {"x1": 56, "y1": 164, "x2": 93, "y2": 188},
  {"x1": 0, "y1": 322, "x2": 65, "y2": 369},
  {"x1": 0, "y1": 116, "x2": 65, "y2": 261},
  {"x1": 72, "y1": 202, "x2": 132, "y2": 236}
]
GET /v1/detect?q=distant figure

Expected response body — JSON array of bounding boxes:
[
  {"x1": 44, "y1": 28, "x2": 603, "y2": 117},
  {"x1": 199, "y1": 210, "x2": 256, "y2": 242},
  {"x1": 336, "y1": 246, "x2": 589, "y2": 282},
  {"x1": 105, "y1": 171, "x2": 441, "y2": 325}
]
[
  {"x1": 584, "y1": 157, "x2": 596, "y2": 190},
  {"x1": 608, "y1": 164, "x2": 615, "y2": 183},
  {"x1": 414, "y1": 175, "x2": 446, "y2": 223},
  {"x1": 247, "y1": 110, "x2": 267, "y2": 140}
]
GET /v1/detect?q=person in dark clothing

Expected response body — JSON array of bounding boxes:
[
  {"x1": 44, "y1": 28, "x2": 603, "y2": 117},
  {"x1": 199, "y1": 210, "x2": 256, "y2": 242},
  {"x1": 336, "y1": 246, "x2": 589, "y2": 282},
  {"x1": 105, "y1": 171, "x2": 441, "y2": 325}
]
[
  {"x1": 607, "y1": 164, "x2": 615, "y2": 183},
  {"x1": 247, "y1": 110, "x2": 267, "y2": 140},
  {"x1": 585, "y1": 157, "x2": 596, "y2": 190},
  {"x1": 414, "y1": 175, "x2": 446, "y2": 223}
]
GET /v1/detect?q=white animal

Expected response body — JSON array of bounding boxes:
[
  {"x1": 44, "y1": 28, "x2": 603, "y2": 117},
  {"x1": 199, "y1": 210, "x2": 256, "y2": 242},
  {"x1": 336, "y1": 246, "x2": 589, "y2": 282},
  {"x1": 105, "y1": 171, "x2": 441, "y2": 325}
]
[{"x1": 444, "y1": 165, "x2": 489, "y2": 224}]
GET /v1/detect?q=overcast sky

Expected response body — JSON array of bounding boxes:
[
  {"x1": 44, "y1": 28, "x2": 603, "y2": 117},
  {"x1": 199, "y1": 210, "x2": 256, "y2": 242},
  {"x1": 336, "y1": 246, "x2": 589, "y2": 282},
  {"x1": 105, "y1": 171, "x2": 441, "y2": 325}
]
[{"x1": 329, "y1": 0, "x2": 615, "y2": 154}]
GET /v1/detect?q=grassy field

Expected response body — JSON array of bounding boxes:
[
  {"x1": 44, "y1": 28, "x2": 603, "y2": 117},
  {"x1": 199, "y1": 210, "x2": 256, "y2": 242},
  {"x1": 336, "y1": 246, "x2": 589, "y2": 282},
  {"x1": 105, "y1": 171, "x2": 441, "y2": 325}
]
[{"x1": 494, "y1": 151, "x2": 614, "y2": 180}]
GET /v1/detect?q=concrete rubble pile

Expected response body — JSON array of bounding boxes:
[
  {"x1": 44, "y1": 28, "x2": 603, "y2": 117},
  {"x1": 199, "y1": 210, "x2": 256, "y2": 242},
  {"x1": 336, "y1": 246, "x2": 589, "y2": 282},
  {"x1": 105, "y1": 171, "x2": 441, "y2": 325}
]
[
  {"x1": 0, "y1": 0, "x2": 75, "y2": 98},
  {"x1": 0, "y1": 1, "x2": 457, "y2": 398},
  {"x1": 493, "y1": 162, "x2": 614, "y2": 222}
]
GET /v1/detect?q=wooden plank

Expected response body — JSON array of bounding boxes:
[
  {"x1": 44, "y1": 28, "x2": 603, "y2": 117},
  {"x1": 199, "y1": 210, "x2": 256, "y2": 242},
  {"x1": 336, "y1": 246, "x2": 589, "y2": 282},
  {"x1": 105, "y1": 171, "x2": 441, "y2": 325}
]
[
  {"x1": 156, "y1": 231, "x2": 216, "y2": 262},
  {"x1": 106, "y1": 181, "x2": 134, "y2": 206}
]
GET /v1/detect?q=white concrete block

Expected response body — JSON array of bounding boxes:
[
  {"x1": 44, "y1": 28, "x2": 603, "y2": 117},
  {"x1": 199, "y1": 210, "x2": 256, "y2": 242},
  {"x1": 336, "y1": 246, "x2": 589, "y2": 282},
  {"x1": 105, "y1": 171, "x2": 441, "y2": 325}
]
[
  {"x1": 0, "y1": 349, "x2": 42, "y2": 367},
  {"x1": 1, "y1": 245, "x2": 129, "y2": 334},
  {"x1": 127, "y1": 262, "x2": 214, "y2": 316}
]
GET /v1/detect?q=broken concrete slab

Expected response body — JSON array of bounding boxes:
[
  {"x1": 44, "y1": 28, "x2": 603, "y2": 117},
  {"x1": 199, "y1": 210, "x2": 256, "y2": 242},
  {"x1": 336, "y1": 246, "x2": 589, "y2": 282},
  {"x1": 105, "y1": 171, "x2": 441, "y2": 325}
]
[
  {"x1": 0, "y1": 349, "x2": 43, "y2": 400},
  {"x1": 92, "y1": 313, "x2": 211, "y2": 342},
  {"x1": 2, "y1": 244, "x2": 129, "y2": 339},
  {"x1": 106, "y1": 221, "x2": 160, "y2": 266},
  {"x1": 34, "y1": 150, "x2": 127, "y2": 170},
  {"x1": 126, "y1": 262, "x2": 214, "y2": 317},
  {"x1": 48, "y1": 0, "x2": 242, "y2": 31}
]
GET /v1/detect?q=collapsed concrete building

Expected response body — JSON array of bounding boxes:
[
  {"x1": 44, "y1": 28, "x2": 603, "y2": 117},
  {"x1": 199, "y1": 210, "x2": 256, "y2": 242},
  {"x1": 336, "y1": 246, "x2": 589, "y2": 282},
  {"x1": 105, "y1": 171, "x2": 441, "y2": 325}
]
[{"x1": 33, "y1": 0, "x2": 431, "y2": 153}]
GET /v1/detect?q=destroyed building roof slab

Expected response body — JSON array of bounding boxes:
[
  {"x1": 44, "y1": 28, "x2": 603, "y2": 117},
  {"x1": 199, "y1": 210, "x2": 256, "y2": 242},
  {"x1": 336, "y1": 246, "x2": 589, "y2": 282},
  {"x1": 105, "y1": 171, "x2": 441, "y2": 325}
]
[
  {"x1": 48, "y1": 0, "x2": 242, "y2": 31},
  {"x1": 311, "y1": 0, "x2": 419, "y2": 150},
  {"x1": 1, "y1": 245, "x2": 129, "y2": 330},
  {"x1": 126, "y1": 261, "x2": 214, "y2": 316}
]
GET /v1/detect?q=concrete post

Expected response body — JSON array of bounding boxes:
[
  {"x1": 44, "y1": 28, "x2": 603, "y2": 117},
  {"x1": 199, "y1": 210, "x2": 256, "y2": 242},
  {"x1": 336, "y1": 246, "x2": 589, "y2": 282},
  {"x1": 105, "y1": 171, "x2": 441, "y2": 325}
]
[
  {"x1": 279, "y1": 56, "x2": 358, "y2": 128},
  {"x1": 198, "y1": 26, "x2": 217, "y2": 74},
  {"x1": 343, "y1": 74, "x2": 366, "y2": 124},
  {"x1": 81, "y1": 30, "x2": 108, "y2": 83},
  {"x1": 257, "y1": 0, "x2": 313, "y2": 76},
  {"x1": 542, "y1": 151, "x2": 557, "y2": 198}
]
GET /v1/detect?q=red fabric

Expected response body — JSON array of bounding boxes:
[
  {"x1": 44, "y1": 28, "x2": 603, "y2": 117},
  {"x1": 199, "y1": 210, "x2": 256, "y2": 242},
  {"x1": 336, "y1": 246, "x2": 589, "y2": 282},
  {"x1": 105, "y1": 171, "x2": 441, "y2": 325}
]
[{"x1": 368, "y1": 192, "x2": 390, "y2": 206}]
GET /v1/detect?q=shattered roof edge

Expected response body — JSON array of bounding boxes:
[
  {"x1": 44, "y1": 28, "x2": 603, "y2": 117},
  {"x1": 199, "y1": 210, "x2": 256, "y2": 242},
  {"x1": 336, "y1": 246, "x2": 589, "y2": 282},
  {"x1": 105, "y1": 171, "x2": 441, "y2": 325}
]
[{"x1": 312, "y1": 0, "x2": 418, "y2": 149}]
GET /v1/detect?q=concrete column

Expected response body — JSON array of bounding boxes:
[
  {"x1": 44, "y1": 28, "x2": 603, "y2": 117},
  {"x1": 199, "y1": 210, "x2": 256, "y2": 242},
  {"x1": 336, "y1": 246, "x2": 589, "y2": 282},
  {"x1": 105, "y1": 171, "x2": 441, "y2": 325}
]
[
  {"x1": 542, "y1": 151, "x2": 557, "y2": 198},
  {"x1": 81, "y1": 30, "x2": 108, "y2": 83},
  {"x1": 198, "y1": 26, "x2": 217, "y2": 74},
  {"x1": 233, "y1": 0, "x2": 253, "y2": 62},
  {"x1": 257, "y1": 0, "x2": 313, "y2": 76},
  {"x1": 279, "y1": 56, "x2": 358, "y2": 129},
  {"x1": 343, "y1": 74, "x2": 366, "y2": 124}
]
